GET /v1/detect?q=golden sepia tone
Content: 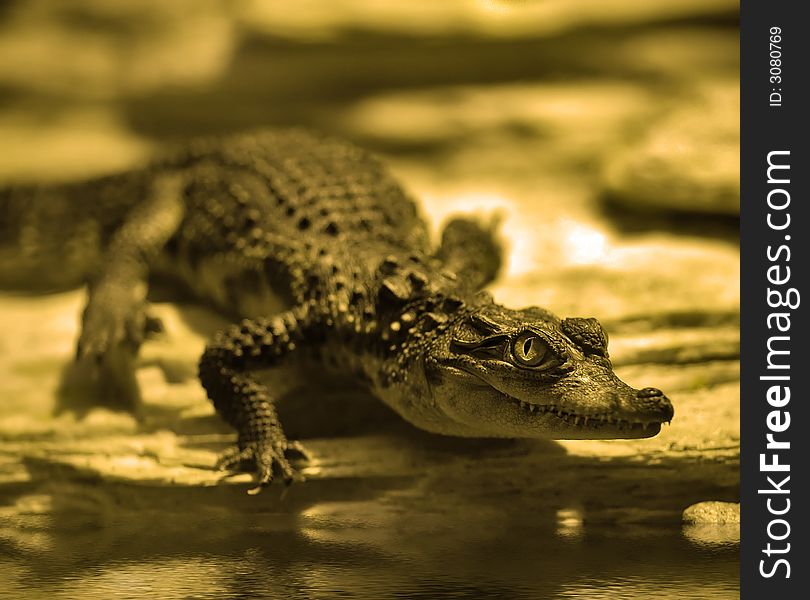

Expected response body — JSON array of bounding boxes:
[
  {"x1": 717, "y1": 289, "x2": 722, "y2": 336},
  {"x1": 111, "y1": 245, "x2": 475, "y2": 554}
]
[{"x1": 0, "y1": 1, "x2": 738, "y2": 598}]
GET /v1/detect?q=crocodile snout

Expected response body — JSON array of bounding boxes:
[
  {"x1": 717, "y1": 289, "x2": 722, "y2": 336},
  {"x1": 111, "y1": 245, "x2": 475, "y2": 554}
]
[{"x1": 633, "y1": 387, "x2": 674, "y2": 422}]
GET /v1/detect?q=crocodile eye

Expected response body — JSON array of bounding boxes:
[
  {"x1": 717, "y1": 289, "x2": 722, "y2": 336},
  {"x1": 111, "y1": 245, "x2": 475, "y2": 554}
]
[{"x1": 512, "y1": 332, "x2": 548, "y2": 367}]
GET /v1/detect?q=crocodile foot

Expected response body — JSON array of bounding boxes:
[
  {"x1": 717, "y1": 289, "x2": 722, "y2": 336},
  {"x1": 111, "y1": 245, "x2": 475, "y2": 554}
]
[
  {"x1": 58, "y1": 303, "x2": 165, "y2": 412},
  {"x1": 216, "y1": 439, "x2": 309, "y2": 494},
  {"x1": 77, "y1": 296, "x2": 160, "y2": 361}
]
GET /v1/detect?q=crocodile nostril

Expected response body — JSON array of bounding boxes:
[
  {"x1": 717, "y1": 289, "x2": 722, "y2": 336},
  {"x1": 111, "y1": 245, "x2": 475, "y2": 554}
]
[{"x1": 635, "y1": 387, "x2": 674, "y2": 421}]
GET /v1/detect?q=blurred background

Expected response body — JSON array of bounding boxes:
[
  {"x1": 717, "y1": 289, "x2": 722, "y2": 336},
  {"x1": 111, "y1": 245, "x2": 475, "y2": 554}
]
[{"x1": 0, "y1": 1, "x2": 739, "y2": 598}]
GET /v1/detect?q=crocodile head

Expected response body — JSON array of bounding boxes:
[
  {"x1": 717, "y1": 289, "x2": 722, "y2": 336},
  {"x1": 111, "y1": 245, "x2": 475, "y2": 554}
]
[{"x1": 421, "y1": 303, "x2": 673, "y2": 439}]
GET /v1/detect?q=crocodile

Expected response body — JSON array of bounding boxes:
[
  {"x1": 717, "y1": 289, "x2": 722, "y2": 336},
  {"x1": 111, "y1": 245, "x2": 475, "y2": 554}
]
[{"x1": 0, "y1": 128, "x2": 673, "y2": 492}]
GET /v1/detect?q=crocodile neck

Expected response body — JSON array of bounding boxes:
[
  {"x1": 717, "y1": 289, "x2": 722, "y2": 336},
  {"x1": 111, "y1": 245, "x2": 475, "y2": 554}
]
[{"x1": 358, "y1": 257, "x2": 491, "y2": 432}]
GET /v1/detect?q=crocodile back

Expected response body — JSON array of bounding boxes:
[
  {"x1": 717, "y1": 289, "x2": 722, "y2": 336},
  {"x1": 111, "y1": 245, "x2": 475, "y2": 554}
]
[
  {"x1": 161, "y1": 129, "x2": 433, "y2": 316},
  {"x1": 167, "y1": 129, "x2": 430, "y2": 253}
]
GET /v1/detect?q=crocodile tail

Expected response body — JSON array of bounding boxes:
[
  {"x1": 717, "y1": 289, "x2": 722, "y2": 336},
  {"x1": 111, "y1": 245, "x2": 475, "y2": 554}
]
[
  {"x1": 0, "y1": 176, "x2": 139, "y2": 291},
  {"x1": 436, "y1": 214, "x2": 504, "y2": 290}
]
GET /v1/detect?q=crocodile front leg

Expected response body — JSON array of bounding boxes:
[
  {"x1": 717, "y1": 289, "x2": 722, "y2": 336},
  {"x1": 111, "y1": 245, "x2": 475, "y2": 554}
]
[
  {"x1": 198, "y1": 305, "x2": 317, "y2": 492},
  {"x1": 435, "y1": 215, "x2": 502, "y2": 290},
  {"x1": 60, "y1": 174, "x2": 185, "y2": 410}
]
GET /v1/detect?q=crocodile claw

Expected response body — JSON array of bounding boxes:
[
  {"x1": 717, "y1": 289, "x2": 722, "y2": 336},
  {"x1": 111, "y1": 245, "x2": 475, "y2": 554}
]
[{"x1": 215, "y1": 439, "x2": 308, "y2": 494}]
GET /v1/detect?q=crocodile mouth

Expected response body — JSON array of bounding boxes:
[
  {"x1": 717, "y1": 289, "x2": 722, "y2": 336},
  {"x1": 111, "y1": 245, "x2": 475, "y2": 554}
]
[
  {"x1": 504, "y1": 393, "x2": 667, "y2": 432},
  {"x1": 441, "y1": 364, "x2": 670, "y2": 437}
]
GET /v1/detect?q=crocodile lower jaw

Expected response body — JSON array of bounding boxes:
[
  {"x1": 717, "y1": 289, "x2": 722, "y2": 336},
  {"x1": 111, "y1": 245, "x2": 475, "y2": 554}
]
[{"x1": 505, "y1": 393, "x2": 667, "y2": 431}]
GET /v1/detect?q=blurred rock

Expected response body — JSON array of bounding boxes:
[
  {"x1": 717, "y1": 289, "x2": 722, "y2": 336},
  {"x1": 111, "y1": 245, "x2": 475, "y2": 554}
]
[
  {"x1": 0, "y1": 0, "x2": 236, "y2": 99},
  {"x1": 342, "y1": 82, "x2": 653, "y2": 163},
  {"x1": 682, "y1": 501, "x2": 740, "y2": 547},
  {"x1": 683, "y1": 501, "x2": 740, "y2": 524},
  {"x1": 0, "y1": 108, "x2": 152, "y2": 183},
  {"x1": 240, "y1": 0, "x2": 737, "y2": 39},
  {"x1": 616, "y1": 27, "x2": 738, "y2": 81},
  {"x1": 491, "y1": 237, "x2": 739, "y2": 321},
  {"x1": 0, "y1": 0, "x2": 735, "y2": 104},
  {"x1": 609, "y1": 326, "x2": 738, "y2": 366},
  {"x1": 602, "y1": 81, "x2": 739, "y2": 215}
]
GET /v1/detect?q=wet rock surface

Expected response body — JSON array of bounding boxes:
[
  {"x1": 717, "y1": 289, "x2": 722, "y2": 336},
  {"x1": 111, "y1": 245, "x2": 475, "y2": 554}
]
[
  {"x1": 683, "y1": 501, "x2": 740, "y2": 525},
  {"x1": 0, "y1": 1, "x2": 738, "y2": 598},
  {"x1": 682, "y1": 501, "x2": 740, "y2": 548}
]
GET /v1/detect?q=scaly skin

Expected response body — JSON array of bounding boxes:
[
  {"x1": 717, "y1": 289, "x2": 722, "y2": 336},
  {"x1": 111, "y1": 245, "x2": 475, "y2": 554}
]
[{"x1": 0, "y1": 128, "x2": 673, "y2": 492}]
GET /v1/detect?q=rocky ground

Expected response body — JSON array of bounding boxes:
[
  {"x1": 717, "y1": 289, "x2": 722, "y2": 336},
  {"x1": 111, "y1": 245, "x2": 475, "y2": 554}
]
[{"x1": 0, "y1": 1, "x2": 738, "y2": 598}]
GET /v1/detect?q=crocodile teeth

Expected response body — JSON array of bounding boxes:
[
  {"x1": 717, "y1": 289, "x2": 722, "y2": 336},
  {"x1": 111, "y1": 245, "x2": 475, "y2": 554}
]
[{"x1": 508, "y1": 397, "x2": 654, "y2": 430}]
